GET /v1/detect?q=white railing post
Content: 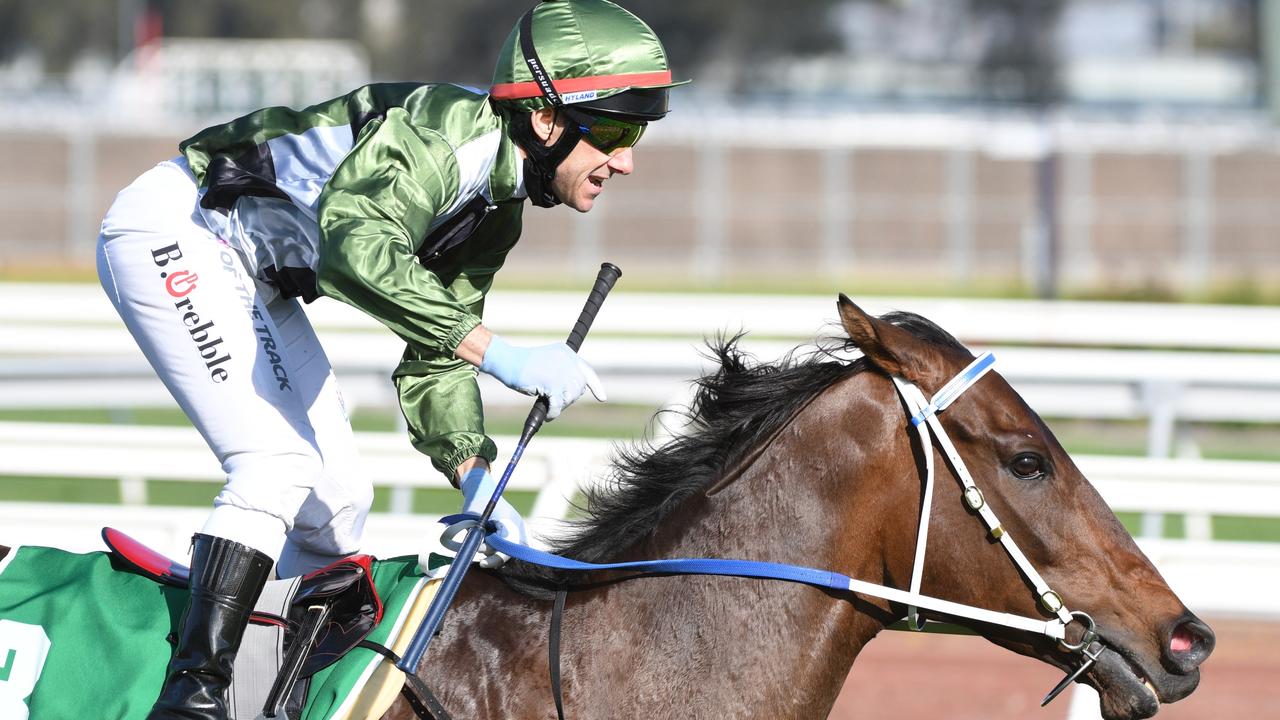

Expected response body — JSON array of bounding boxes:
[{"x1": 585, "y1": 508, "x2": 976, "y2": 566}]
[
  {"x1": 531, "y1": 455, "x2": 574, "y2": 522},
  {"x1": 120, "y1": 474, "x2": 148, "y2": 506},
  {"x1": 1139, "y1": 380, "x2": 1183, "y2": 538},
  {"x1": 390, "y1": 484, "x2": 413, "y2": 515}
]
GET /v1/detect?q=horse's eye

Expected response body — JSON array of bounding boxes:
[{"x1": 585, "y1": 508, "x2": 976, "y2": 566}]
[{"x1": 1010, "y1": 453, "x2": 1046, "y2": 479}]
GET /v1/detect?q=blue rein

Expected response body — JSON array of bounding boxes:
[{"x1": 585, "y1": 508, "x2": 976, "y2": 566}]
[{"x1": 439, "y1": 514, "x2": 854, "y2": 593}]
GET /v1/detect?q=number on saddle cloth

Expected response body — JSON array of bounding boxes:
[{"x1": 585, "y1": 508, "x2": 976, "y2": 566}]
[{"x1": 101, "y1": 528, "x2": 386, "y2": 713}]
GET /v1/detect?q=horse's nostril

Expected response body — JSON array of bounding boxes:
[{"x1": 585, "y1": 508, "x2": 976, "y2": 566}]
[
  {"x1": 1171, "y1": 625, "x2": 1195, "y2": 653},
  {"x1": 1167, "y1": 618, "x2": 1215, "y2": 671}
]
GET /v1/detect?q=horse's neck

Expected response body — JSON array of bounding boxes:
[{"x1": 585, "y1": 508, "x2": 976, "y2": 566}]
[
  {"x1": 566, "y1": 377, "x2": 906, "y2": 717},
  {"x1": 416, "y1": 375, "x2": 914, "y2": 719},
  {"x1": 565, "y1": 521, "x2": 875, "y2": 716}
]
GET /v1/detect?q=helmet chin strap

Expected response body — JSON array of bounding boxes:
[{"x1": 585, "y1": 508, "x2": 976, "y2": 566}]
[{"x1": 510, "y1": 110, "x2": 582, "y2": 208}]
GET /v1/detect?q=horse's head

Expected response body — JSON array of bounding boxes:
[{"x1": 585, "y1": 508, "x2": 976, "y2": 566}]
[{"x1": 836, "y1": 294, "x2": 1213, "y2": 720}]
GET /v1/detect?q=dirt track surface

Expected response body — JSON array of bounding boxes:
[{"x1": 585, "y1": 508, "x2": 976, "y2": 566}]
[{"x1": 828, "y1": 617, "x2": 1278, "y2": 719}]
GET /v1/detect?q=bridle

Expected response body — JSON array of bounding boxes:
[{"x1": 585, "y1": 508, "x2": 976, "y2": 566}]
[
  {"x1": 456, "y1": 352, "x2": 1108, "y2": 711},
  {"x1": 889, "y1": 352, "x2": 1105, "y2": 704}
]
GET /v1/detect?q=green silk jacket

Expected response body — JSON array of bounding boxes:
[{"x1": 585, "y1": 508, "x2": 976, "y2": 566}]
[{"x1": 180, "y1": 83, "x2": 526, "y2": 479}]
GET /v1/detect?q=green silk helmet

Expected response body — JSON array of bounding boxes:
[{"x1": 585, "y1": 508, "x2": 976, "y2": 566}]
[
  {"x1": 490, "y1": 0, "x2": 688, "y2": 121},
  {"x1": 491, "y1": 0, "x2": 688, "y2": 207}
]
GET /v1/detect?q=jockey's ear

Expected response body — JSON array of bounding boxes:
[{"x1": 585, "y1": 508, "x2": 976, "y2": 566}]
[
  {"x1": 837, "y1": 294, "x2": 943, "y2": 387},
  {"x1": 530, "y1": 108, "x2": 559, "y2": 144}
]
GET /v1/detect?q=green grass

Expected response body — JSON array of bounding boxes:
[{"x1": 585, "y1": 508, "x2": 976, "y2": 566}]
[
  {"x1": 146, "y1": 480, "x2": 225, "y2": 506},
  {"x1": 1044, "y1": 418, "x2": 1280, "y2": 462},
  {"x1": 496, "y1": 271, "x2": 1280, "y2": 305},
  {"x1": 1114, "y1": 512, "x2": 1185, "y2": 538},
  {"x1": 0, "y1": 476, "x2": 121, "y2": 504},
  {"x1": 6, "y1": 270, "x2": 1279, "y2": 305},
  {"x1": 0, "y1": 407, "x2": 193, "y2": 426},
  {"x1": 483, "y1": 402, "x2": 661, "y2": 441},
  {"x1": 6, "y1": 407, "x2": 1273, "y2": 460},
  {"x1": 368, "y1": 486, "x2": 537, "y2": 516},
  {"x1": 0, "y1": 477, "x2": 539, "y2": 517},
  {"x1": 1213, "y1": 515, "x2": 1280, "y2": 543},
  {"x1": 1110, "y1": 513, "x2": 1280, "y2": 542},
  {"x1": 0, "y1": 403, "x2": 666, "y2": 442}
]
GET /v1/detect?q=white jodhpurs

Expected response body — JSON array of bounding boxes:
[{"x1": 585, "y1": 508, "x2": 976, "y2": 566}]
[{"x1": 96, "y1": 158, "x2": 373, "y2": 577}]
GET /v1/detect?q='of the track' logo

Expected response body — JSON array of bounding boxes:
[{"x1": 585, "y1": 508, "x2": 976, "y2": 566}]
[{"x1": 164, "y1": 270, "x2": 199, "y2": 297}]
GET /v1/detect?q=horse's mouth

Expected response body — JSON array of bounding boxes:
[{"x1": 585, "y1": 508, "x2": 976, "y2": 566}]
[
  {"x1": 1117, "y1": 648, "x2": 1159, "y2": 700},
  {"x1": 1086, "y1": 642, "x2": 1189, "y2": 720}
]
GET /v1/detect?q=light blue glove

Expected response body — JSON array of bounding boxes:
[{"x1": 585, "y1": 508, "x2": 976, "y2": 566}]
[
  {"x1": 455, "y1": 467, "x2": 529, "y2": 569},
  {"x1": 479, "y1": 334, "x2": 606, "y2": 419}
]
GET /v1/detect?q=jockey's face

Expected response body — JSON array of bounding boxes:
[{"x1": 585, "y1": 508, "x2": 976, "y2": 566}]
[{"x1": 530, "y1": 108, "x2": 635, "y2": 213}]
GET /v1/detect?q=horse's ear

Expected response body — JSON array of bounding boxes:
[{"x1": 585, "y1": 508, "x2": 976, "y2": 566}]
[{"x1": 837, "y1": 294, "x2": 927, "y2": 381}]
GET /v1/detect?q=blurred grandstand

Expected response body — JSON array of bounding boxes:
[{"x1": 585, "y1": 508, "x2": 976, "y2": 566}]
[{"x1": 0, "y1": 0, "x2": 1277, "y2": 301}]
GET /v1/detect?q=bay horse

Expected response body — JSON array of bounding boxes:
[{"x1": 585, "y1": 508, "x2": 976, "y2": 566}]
[
  {"x1": 0, "y1": 296, "x2": 1215, "y2": 720},
  {"x1": 400, "y1": 297, "x2": 1212, "y2": 720}
]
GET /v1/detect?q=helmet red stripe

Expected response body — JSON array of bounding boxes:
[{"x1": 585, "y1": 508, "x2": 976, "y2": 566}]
[{"x1": 490, "y1": 71, "x2": 673, "y2": 100}]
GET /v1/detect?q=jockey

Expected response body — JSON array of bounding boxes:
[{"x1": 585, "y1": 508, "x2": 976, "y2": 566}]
[{"x1": 94, "y1": 1, "x2": 686, "y2": 717}]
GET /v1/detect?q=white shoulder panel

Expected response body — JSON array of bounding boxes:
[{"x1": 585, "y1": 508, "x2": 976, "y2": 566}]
[
  {"x1": 432, "y1": 128, "x2": 501, "y2": 227},
  {"x1": 266, "y1": 124, "x2": 356, "y2": 212}
]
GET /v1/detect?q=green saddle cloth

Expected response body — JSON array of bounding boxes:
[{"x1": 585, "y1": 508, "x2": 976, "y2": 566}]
[{"x1": 0, "y1": 545, "x2": 427, "y2": 719}]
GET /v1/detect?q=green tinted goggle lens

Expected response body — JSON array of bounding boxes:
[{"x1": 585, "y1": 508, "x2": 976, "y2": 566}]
[{"x1": 564, "y1": 109, "x2": 646, "y2": 153}]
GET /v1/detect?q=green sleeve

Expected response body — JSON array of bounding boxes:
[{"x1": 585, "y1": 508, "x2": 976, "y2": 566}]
[
  {"x1": 315, "y1": 107, "x2": 480, "y2": 355},
  {"x1": 392, "y1": 201, "x2": 524, "y2": 480}
]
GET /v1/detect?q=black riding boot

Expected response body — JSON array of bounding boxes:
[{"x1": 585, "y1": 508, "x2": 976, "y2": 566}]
[{"x1": 147, "y1": 533, "x2": 273, "y2": 720}]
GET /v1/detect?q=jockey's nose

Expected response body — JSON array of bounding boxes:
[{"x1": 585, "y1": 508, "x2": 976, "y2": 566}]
[
  {"x1": 608, "y1": 147, "x2": 634, "y2": 175},
  {"x1": 1163, "y1": 615, "x2": 1214, "y2": 674}
]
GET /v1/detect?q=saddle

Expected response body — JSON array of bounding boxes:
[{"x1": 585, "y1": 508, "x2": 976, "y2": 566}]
[{"x1": 103, "y1": 528, "x2": 384, "y2": 719}]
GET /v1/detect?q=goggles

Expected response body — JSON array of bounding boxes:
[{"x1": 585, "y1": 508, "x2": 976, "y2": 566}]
[{"x1": 562, "y1": 107, "x2": 647, "y2": 154}]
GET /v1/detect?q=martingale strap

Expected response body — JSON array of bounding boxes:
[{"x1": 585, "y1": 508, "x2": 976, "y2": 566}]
[
  {"x1": 452, "y1": 351, "x2": 1086, "y2": 645},
  {"x1": 549, "y1": 588, "x2": 568, "y2": 720}
]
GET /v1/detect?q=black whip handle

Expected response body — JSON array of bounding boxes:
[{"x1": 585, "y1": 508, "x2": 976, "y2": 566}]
[
  {"x1": 566, "y1": 262, "x2": 622, "y2": 352},
  {"x1": 521, "y1": 262, "x2": 622, "y2": 443}
]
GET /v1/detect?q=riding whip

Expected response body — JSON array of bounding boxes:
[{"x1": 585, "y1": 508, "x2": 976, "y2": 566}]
[{"x1": 396, "y1": 262, "x2": 623, "y2": 675}]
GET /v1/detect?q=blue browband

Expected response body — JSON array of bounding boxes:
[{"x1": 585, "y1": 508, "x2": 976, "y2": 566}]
[{"x1": 910, "y1": 352, "x2": 996, "y2": 426}]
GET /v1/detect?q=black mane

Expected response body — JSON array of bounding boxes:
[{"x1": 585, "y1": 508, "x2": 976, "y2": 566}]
[{"x1": 499, "y1": 311, "x2": 964, "y2": 595}]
